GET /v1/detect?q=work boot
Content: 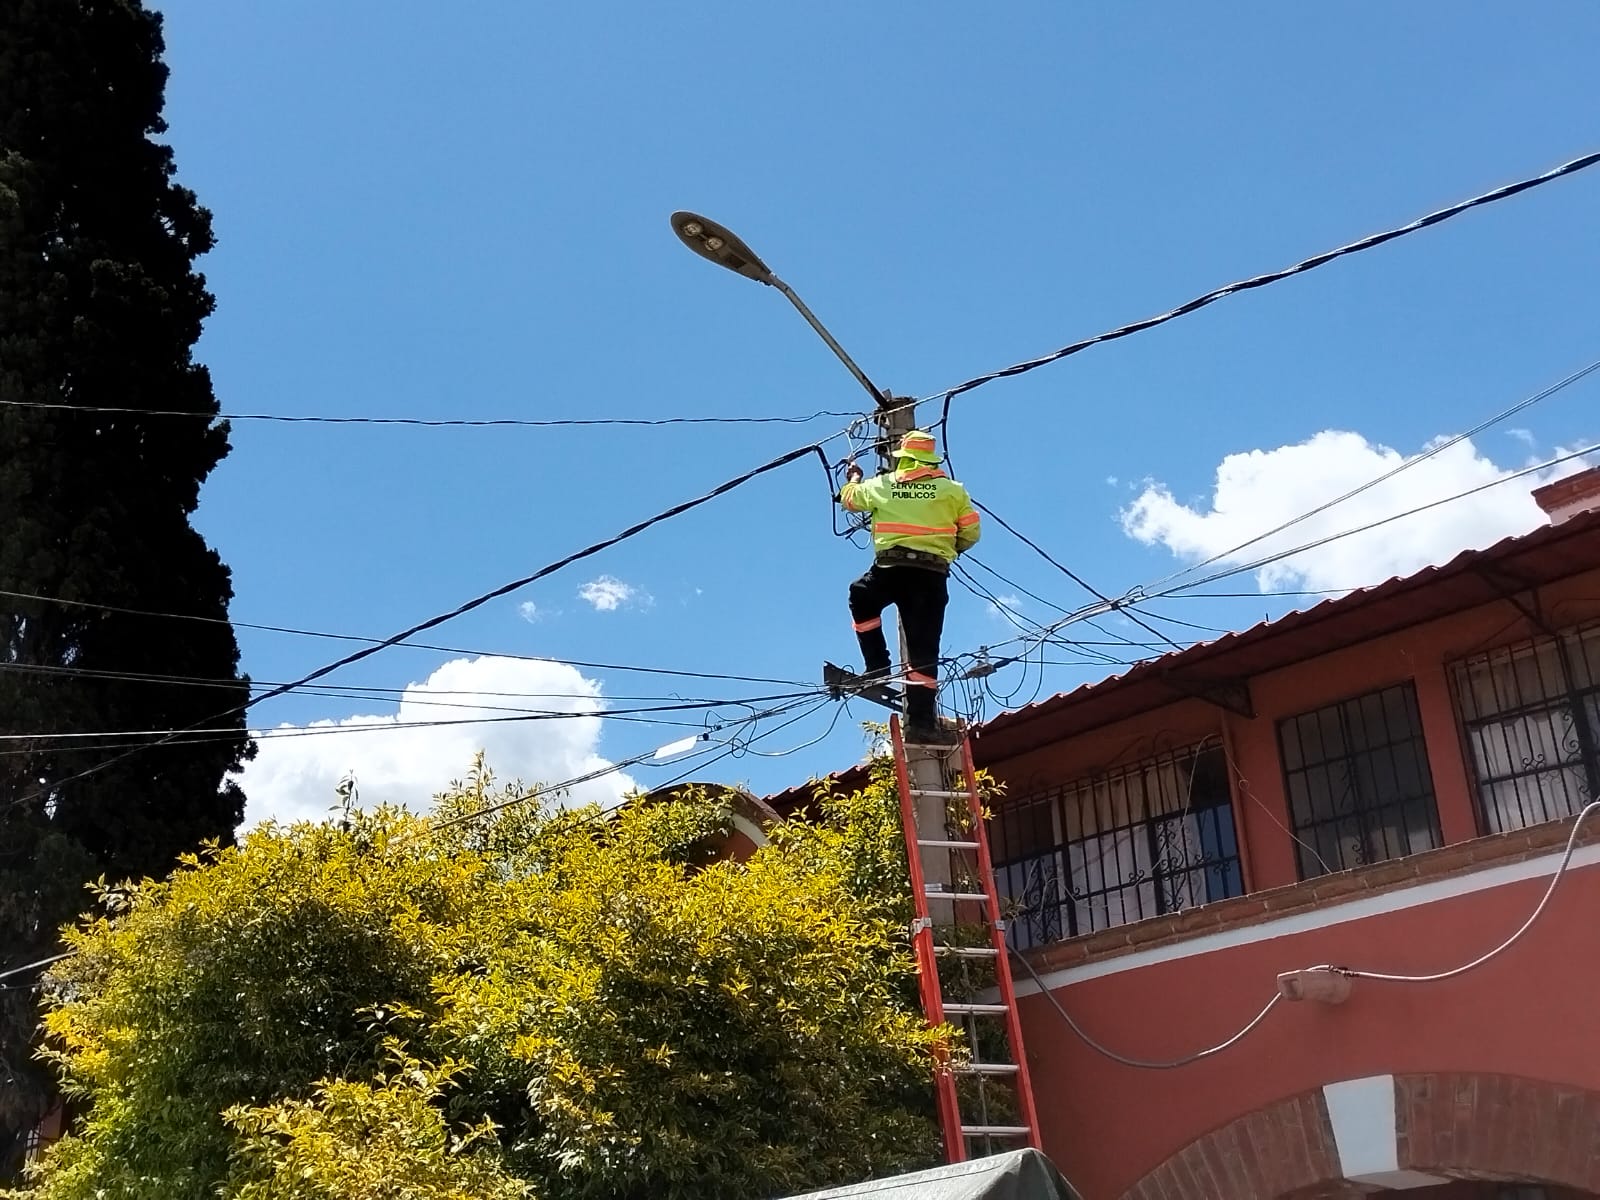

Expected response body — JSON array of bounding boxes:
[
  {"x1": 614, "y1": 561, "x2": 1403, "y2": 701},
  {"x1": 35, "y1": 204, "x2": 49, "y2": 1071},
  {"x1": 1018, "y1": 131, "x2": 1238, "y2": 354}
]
[{"x1": 903, "y1": 679, "x2": 955, "y2": 745}]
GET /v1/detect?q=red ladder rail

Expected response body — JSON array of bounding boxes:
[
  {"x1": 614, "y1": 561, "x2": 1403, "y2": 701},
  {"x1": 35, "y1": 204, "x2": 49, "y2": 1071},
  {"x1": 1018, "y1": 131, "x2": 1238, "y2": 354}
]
[{"x1": 890, "y1": 715, "x2": 1042, "y2": 1163}]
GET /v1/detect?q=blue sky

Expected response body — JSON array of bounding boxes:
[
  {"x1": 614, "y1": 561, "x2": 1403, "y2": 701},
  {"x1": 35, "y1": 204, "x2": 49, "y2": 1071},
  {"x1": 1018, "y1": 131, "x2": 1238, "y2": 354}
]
[{"x1": 144, "y1": 1, "x2": 1600, "y2": 821}]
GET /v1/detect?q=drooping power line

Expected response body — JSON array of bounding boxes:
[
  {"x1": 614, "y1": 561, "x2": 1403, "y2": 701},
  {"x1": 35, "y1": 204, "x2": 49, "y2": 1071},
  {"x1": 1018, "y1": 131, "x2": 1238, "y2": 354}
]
[
  {"x1": 924, "y1": 149, "x2": 1600, "y2": 406},
  {"x1": 0, "y1": 398, "x2": 859, "y2": 429}
]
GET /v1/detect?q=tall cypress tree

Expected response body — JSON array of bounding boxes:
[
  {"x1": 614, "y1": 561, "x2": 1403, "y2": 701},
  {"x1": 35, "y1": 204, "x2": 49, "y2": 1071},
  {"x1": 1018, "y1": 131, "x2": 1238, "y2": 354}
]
[{"x1": 0, "y1": 0, "x2": 254, "y2": 1175}]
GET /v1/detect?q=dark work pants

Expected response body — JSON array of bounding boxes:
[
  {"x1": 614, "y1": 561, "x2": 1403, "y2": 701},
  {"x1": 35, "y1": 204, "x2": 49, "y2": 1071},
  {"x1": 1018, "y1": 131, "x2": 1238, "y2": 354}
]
[{"x1": 848, "y1": 564, "x2": 949, "y2": 725}]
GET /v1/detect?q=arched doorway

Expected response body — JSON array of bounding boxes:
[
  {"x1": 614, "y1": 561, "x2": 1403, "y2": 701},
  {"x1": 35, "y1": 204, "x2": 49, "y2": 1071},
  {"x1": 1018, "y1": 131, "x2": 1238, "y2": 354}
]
[{"x1": 1119, "y1": 1073, "x2": 1600, "y2": 1199}]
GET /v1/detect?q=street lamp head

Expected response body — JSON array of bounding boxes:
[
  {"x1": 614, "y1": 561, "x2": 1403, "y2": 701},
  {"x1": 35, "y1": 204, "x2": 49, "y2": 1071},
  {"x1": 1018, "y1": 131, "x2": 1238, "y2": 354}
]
[
  {"x1": 668, "y1": 208, "x2": 890, "y2": 407},
  {"x1": 670, "y1": 211, "x2": 775, "y2": 284}
]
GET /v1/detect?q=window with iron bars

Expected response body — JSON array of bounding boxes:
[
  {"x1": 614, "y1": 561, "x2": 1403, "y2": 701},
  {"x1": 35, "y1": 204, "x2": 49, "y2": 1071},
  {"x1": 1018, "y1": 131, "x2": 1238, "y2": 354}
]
[
  {"x1": 1278, "y1": 681, "x2": 1441, "y2": 879},
  {"x1": 989, "y1": 742, "x2": 1243, "y2": 951},
  {"x1": 1449, "y1": 621, "x2": 1600, "y2": 835}
]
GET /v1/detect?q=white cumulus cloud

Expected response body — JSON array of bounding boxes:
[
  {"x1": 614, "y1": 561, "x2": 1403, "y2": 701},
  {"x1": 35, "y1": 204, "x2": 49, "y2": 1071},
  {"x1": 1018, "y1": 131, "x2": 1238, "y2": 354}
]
[
  {"x1": 239, "y1": 656, "x2": 637, "y2": 828},
  {"x1": 517, "y1": 600, "x2": 542, "y2": 623},
  {"x1": 578, "y1": 575, "x2": 643, "y2": 612},
  {"x1": 1121, "y1": 430, "x2": 1592, "y2": 594}
]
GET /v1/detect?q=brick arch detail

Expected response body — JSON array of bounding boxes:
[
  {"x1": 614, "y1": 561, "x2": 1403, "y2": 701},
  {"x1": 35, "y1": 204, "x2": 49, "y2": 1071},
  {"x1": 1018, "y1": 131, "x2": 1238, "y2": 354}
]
[{"x1": 1118, "y1": 1072, "x2": 1600, "y2": 1200}]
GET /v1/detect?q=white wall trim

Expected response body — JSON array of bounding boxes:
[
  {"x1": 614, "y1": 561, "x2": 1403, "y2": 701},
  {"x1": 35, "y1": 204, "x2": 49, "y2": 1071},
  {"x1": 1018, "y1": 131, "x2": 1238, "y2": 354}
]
[{"x1": 1013, "y1": 841, "x2": 1600, "y2": 995}]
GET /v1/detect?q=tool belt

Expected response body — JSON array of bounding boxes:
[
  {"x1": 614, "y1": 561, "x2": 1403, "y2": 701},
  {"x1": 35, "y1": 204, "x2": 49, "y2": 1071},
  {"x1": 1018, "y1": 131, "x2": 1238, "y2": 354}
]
[{"x1": 875, "y1": 546, "x2": 950, "y2": 574}]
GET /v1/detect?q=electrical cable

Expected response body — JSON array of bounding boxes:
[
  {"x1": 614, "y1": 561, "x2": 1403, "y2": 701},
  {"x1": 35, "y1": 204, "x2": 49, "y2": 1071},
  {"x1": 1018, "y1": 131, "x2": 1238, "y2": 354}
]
[
  {"x1": 960, "y1": 560, "x2": 1162, "y2": 665},
  {"x1": 413, "y1": 692, "x2": 825, "y2": 841},
  {"x1": 5, "y1": 692, "x2": 830, "y2": 988},
  {"x1": 962, "y1": 555, "x2": 1075, "y2": 618},
  {"x1": 1172, "y1": 588, "x2": 1365, "y2": 599},
  {"x1": 0, "y1": 715, "x2": 723, "y2": 759},
  {"x1": 2, "y1": 442, "x2": 836, "y2": 813},
  {"x1": 1329, "y1": 800, "x2": 1600, "y2": 984},
  {"x1": 921, "y1": 150, "x2": 1600, "y2": 407},
  {"x1": 932, "y1": 370, "x2": 1600, "y2": 690},
  {"x1": 1145, "y1": 356, "x2": 1600, "y2": 589},
  {"x1": 217, "y1": 444, "x2": 833, "y2": 707},
  {"x1": 621, "y1": 697, "x2": 839, "y2": 794},
  {"x1": 0, "y1": 660, "x2": 812, "y2": 717},
  {"x1": 973, "y1": 501, "x2": 1185, "y2": 652},
  {"x1": 1011, "y1": 949, "x2": 1283, "y2": 1070},
  {"x1": 961, "y1": 555, "x2": 1155, "y2": 671},
  {"x1": 0, "y1": 952, "x2": 71, "y2": 984},
  {"x1": 725, "y1": 695, "x2": 844, "y2": 759},
  {"x1": 950, "y1": 565, "x2": 1052, "y2": 643},
  {"x1": 945, "y1": 566, "x2": 1066, "y2": 711},
  {"x1": 949, "y1": 437, "x2": 1600, "y2": 684},
  {"x1": 971, "y1": 503, "x2": 1113, "y2": 607},
  {"x1": 1221, "y1": 741, "x2": 1334, "y2": 877},
  {"x1": 1146, "y1": 440, "x2": 1600, "y2": 601},
  {"x1": 0, "y1": 690, "x2": 825, "y2": 745},
  {"x1": 1119, "y1": 607, "x2": 1224, "y2": 636},
  {"x1": 1010, "y1": 800, "x2": 1598, "y2": 1070},
  {"x1": 0, "y1": 397, "x2": 859, "y2": 429},
  {"x1": 0, "y1": 587, "x2": 817, "y2": 688}
]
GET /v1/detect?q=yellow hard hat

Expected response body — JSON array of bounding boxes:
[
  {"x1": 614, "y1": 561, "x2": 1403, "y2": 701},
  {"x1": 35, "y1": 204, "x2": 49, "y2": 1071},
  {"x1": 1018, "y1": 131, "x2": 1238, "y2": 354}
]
[{"x1": 893, "y1": 430, "x2": 941, "y2": 465}]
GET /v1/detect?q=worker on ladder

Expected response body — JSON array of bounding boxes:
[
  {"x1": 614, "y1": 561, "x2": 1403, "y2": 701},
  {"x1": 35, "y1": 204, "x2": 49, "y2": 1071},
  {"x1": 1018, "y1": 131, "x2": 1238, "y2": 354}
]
[{"x1": 840, "y1": 429, "x2": 980, "y2": 744}]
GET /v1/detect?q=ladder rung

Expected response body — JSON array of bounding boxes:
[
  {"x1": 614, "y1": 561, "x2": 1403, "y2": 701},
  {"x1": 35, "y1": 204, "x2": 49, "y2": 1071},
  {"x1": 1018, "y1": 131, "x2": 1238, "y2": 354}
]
[
  {"x1": 943, "y1": 1002, "x2": 1010, "y2": 1015},
  {"x1": 934, "y1": 946, "x2": 998, "y2": 958},
  {"x1": 924, "y1": 890, "x2": 991, "y2": 902},
  {"x1": 961, "y1": 1125, "x2": 1033, "y2": 1137},
  {"x1": 957, "y1": 1062, "x2": 1020, "y2": 1075},
  {"x1": 918, "y1": 839, "x2": 979, "y2": 850},
  {"x1": 909, "y1": 789, "x2": 970, "y2": 799}
]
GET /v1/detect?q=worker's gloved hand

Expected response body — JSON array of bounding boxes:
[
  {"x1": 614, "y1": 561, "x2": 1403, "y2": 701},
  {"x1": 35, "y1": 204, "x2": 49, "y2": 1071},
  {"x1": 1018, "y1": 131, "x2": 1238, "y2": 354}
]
[{"x1": 845, "y1": 463, "x2": 863, "y2": 483}]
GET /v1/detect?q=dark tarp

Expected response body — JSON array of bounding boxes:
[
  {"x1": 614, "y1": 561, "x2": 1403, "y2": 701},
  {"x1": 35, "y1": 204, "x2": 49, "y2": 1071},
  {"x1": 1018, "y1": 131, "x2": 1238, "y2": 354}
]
[{"x1": 778, "y1": 1149, "x2": 1082, "y2": 1200}]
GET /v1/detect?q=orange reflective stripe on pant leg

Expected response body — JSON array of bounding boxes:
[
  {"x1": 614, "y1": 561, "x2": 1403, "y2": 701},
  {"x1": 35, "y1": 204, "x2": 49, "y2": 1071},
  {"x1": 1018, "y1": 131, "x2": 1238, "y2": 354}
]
[
  {"x1": 852, "y1": 617, "x2": 882, "y2": 633},
  {"x1": 906, "y1": 671, "x2": 938, "y2": 687}
]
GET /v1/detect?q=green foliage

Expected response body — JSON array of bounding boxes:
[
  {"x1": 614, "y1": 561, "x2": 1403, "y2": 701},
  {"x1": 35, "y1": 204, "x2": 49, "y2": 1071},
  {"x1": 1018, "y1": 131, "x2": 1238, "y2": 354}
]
[
  {"x1": 1, "y1": 0, "x2": 252, "y2": 1170},
  {"x1": 13, "y1": 757, "x2": 950, "y2": 1200},
  {"x1": 223, "y1": 1051, "x2": 530, "y2": 1200}
]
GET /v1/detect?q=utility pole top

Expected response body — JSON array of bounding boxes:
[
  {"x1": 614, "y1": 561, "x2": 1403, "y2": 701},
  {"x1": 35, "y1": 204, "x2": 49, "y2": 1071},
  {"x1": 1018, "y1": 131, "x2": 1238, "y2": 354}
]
[{"x1": 874, "y1": 395, "x2": 919, "y2": 474}]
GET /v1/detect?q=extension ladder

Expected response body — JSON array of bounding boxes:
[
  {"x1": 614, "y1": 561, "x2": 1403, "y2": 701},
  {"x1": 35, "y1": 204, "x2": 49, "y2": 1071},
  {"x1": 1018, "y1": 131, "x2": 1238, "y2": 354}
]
[{"x1": 890, "y1": 715, "x2": 1042, "y2": 1163}]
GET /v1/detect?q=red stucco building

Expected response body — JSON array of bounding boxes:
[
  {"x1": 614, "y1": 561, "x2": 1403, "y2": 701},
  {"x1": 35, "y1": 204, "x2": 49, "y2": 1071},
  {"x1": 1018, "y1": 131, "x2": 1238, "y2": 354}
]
[{"x1": 770, "y1": 467, "x2": 1600, "y2": 1200}]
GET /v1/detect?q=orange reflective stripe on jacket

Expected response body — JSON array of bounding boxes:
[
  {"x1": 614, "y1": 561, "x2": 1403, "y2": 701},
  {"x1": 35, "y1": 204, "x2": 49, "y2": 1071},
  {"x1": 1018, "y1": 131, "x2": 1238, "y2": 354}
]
[
  {"x1": 956, "y1": 511, "x2": 980, "y2": 527},
  {"x1": 875, "y1": 521, "x2": 958, "y2": 536}
]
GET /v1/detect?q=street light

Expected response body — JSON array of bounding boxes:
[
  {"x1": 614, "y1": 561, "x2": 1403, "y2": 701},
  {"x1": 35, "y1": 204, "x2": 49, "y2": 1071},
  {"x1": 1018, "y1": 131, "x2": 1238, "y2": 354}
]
[{"x1": 670, "y1": 211, "x2": 891, "y2": 412}]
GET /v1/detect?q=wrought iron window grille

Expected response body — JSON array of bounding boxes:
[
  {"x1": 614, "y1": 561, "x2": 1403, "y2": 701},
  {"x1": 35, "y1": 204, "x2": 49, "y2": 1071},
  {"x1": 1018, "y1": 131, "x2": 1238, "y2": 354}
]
[
  {"x1": 1450, "y1": 621, "x2": 1600, "y2": 835},
  {"x1": 1277, "y1": 682, "x2": 1442, "y2": 879},
  {"x1": 989, "y1": 742, "x2": 1243, "y2": 950}
]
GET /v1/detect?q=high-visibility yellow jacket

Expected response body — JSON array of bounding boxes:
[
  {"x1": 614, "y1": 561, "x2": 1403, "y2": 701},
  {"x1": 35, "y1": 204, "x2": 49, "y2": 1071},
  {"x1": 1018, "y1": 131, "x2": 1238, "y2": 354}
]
[{"x1": 840, "y1": 466, "x2": 982, "y2": 564}]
